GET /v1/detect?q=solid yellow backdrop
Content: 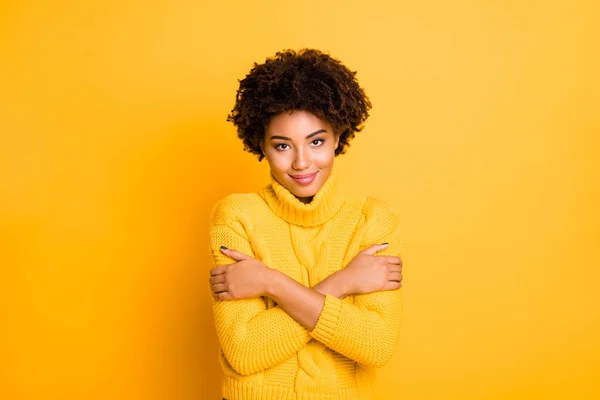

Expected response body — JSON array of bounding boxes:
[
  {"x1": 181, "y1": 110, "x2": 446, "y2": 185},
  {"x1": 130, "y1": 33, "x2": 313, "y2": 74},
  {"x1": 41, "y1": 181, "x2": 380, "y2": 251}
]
[{"x1": 1, "y1": 0, "x2": 598, "y2": 399}]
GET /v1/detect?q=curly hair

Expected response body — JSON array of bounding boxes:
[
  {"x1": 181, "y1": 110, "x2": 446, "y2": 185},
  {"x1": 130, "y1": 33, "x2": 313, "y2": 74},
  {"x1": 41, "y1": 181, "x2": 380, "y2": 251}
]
[{"x1": 227, "y1": 48, "x2": 372, "y2": 161}]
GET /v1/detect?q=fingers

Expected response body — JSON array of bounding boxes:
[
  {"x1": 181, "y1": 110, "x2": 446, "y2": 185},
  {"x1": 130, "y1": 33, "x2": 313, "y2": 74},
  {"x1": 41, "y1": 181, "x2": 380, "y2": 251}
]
[
  {"x1": 209, "y1": 274, "x2": 226, "y2": 285},
  {"x1": 209, "y1": 278, "x2": 231, "y2": 300},
  {"x1": 209, "y1": 273, "x2": 227, "y2": 294},
  {"x1": 212, "y1": 283, "x2": 227, "y2": 293},
  {"x1": 383, "y1": 281, "x2": 402, "y2": 291},
  {"x1": 213, "y1": 291, "x2": 232, "y2": 301},
  {"x1": 388, "y1": 271, "x2": 403, "y2": 282},
  {"x1": 361, "y1": 242, "x2": 389, "y2": 256},
  {"x1": 210, "y1": 264, "x2": 229, "y2": 276},
  {"x1": 220, "y1": 246, "x2": 252, "y2": 261},
  {"x1": 382, "y1": 255, "x2": 402, "y2": 265},
  {"x1": 387, "y1": 264, "x2": 403, "y2": 273}
]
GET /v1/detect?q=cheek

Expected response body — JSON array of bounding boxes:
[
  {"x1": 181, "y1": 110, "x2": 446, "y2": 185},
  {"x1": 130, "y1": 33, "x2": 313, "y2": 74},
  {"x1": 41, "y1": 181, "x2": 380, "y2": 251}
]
[
  {"x1": 266, "y1": 150, "x2": 290, "y2": 170},
  {"x1": 313, "y1": 147, "x2": 336, "y2": 165}
]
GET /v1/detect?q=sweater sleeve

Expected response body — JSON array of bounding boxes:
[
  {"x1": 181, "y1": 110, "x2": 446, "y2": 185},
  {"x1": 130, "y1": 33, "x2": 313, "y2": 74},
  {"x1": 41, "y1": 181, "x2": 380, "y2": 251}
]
[
  {"x1": 309, "y1": 197, "x2": 403, "y2": 368},
  {"x1": 209, "y1": 195, "x2": 311, "y2": 376}
]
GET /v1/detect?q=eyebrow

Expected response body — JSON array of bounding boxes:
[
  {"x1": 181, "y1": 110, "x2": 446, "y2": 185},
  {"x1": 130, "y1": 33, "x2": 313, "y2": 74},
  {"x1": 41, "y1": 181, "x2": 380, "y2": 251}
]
[{"x1": 269, "y1": 129, "x2": 327, "y2": 141}]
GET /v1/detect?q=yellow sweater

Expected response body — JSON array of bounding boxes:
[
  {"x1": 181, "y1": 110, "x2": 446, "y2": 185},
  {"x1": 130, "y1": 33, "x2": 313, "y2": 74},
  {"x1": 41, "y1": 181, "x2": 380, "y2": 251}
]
[{"x1": 209, "y1": 166, "x2": 403, "y2": 400}]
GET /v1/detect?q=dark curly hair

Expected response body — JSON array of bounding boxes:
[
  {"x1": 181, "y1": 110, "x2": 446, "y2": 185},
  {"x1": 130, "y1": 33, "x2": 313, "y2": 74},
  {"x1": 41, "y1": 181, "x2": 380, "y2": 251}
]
[{"x1": 227, "y1": 48, "x2": 372, "y2": 161}]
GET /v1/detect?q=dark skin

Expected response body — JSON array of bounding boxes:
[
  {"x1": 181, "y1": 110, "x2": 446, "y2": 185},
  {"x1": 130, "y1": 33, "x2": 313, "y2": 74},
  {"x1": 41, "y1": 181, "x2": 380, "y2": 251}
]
[
  {"x1": 211, "y1": 110, "x2": 403, "y2": 330},
  {"x1": 210, "y1": 243, "x2": 402, "y2": 331},
  {"x1": 227, "y1": 49, "x2": 372, "y2": 163}
]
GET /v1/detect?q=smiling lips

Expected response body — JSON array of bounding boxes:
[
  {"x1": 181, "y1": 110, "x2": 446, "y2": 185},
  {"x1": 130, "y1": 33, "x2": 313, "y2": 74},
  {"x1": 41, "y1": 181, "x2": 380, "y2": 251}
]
[{"x1": 290, "y1": 172, "x2": 317, "y2": 185}]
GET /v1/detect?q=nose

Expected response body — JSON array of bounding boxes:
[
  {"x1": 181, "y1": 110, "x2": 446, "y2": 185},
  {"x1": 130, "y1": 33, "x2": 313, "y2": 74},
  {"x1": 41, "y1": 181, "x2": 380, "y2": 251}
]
[{"x1": 292, "y1": 146, "x2": 310, "y2": 170}]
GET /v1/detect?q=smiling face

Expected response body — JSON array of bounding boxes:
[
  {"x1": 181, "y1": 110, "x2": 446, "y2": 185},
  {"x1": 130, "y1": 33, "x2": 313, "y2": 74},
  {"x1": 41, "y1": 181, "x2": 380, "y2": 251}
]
[{"x1": 261, "y1": 110, "x2": 340, "y2": 203}]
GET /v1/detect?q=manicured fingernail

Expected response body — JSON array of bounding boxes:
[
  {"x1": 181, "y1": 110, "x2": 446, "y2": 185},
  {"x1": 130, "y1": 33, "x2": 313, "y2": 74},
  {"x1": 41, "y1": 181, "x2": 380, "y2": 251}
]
[
  {"x1": 220, "y1": 246, "x2": 228, "y2": 251},
  {"x1": 381, "y1": 242, "x2": 389, "y2": 245}
]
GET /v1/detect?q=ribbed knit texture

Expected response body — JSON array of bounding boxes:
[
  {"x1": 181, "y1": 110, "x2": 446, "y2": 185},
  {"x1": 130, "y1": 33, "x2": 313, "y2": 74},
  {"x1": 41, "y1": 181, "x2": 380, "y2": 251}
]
[{"x1": 209, "y1": 166, "x2": 403, "y2": 400}]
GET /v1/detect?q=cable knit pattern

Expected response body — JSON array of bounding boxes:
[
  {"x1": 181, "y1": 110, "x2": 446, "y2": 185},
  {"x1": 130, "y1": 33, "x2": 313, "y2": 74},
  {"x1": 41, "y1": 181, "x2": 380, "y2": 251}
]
[{"x1": 209, "y1": 166, "x2": 403, "y2": 400}]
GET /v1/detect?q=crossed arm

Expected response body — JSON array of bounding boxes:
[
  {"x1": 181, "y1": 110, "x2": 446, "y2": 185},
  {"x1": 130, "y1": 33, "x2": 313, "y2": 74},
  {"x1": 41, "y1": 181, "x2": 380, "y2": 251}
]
[{"x1": 208, "y1": 199, "x2": 403, "y2": 376}]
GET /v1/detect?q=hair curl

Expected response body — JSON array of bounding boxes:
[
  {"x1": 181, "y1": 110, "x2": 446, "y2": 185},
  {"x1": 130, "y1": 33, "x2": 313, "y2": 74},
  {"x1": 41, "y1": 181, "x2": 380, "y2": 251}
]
[{"x1": 227, "y1": 48, "x2": 372, "y2": 161}]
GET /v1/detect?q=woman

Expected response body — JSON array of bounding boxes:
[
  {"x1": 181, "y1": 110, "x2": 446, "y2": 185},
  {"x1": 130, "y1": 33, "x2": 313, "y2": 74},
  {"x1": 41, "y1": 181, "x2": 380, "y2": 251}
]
[{"x1": 208, "y1": 48, "x2": 403, "y2": 400}]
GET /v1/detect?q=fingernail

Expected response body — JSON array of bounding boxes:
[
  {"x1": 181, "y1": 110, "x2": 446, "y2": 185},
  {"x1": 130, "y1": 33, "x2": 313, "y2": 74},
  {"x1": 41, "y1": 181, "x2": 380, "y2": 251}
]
[
  {"x1": 381, "y1": 242, "x2": 389, "y2": 245},
  {"x1": 220, "y1": 246, "x2": 228, "y2": 251}
]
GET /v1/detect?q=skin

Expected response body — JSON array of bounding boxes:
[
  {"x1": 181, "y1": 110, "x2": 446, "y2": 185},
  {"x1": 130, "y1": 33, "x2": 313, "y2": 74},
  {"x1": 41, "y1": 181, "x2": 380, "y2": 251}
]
[
  {"x1": 261, "y1": 109, "x2": 339, "y2": 203},
  {"x1": 210, "y1": 110, "x2": 403, "y2": 330}
]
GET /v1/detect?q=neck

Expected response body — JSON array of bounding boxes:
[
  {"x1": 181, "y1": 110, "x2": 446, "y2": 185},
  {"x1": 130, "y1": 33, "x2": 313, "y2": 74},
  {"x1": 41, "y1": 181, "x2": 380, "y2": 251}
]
[{"x1": 298, "y1": 196, "x2": 314, "y2": 204}]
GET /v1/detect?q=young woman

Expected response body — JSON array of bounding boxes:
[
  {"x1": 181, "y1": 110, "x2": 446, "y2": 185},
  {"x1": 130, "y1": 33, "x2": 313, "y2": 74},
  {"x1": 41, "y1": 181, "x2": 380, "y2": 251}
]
[{"x1": 208, "y1": 48, "x2": 403, "y2": 400}]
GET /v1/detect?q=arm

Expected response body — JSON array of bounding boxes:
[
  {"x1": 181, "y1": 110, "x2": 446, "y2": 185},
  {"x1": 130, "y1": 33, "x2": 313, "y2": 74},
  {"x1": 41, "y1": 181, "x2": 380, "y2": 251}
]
[
  {"x1": 209, "y1": 195, "x2": 361, "y2": 375},
  {"x1": 213, "y1": 241, "x2": 396, "y2": 331},
  {"x1": 210, "y1": 220, "x2": 312, "y2": 376},
  {"x1": 308, "y1": 198, "x2": 404, "y2": 368},
  {"x1": 213, "y1": 246, "x2": 328, "y2": 330},
  {"x1": 211, "y1": 196, "x2": 402, "y2": 370},
  {"x1": 213, "y1": 222, "x2": 402, "y2": 368}
]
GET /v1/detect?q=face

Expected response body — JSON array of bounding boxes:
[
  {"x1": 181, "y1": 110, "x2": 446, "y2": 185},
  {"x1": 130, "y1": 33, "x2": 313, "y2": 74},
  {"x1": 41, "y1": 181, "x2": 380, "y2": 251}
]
[{"x1": 261, "y1": 110, "x2": 340, "y2": 204}]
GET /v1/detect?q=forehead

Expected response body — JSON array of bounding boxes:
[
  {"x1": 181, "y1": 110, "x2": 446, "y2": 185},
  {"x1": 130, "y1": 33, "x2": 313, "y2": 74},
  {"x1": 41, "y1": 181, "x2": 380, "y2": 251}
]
[{"x1": 266, "y1": 110, "x2": 332, "y2": 138}]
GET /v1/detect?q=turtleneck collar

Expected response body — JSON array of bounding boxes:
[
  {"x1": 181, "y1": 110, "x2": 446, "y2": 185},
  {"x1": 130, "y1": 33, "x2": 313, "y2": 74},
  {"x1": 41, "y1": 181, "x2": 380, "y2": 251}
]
[{"x1": 261, "y1": 166, "x2": 345, "y2": 227}]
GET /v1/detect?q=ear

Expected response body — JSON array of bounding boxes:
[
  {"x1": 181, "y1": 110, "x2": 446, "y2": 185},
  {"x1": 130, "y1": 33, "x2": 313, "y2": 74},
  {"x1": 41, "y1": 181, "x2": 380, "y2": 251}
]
[
  {"x1": 334, "y1": 134, "x2": 340, "y2": 150},
  {"x1": 259, "y1": 140, "x2": 265, "y2": 156}
]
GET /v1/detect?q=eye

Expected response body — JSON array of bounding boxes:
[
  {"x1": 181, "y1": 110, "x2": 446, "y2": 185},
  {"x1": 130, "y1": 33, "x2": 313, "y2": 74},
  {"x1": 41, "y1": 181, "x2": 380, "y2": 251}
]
[
  {"x1": 310, "y1": 138, "x2": 325, "y2": 146},
  {"x1": 275, "y1": 143, "x2": 290, "y2": 151}
]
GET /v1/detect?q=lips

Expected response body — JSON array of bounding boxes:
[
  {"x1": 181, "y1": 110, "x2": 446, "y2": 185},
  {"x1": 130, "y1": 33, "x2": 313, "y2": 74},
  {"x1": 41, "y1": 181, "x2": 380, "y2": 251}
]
[{"x1": 290, "y1": 172, "x2": 317, "y2": 185}]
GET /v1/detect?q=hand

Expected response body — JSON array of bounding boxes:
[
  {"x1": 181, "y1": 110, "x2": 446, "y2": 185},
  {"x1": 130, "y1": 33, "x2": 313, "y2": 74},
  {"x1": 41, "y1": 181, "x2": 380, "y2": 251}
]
[
  {"x1": 337, "y1": 243, "x2": 403, "y2": 296},
  {"x1": 209, "y1": 247, "x2": 272, "y2": 301}
]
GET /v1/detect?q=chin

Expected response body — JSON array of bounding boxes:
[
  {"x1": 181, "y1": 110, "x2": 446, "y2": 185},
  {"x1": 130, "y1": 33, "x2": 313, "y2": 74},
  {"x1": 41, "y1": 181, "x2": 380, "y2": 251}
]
[
  {"x1": 292, "y1": 189, "x2": 318, "y2": 198},
  {"x1": 279, "y1": 170, "x2": 329, "y2": 199},
  {"x1": 293, "y1": 182, "x2": 324, "y2": 197}
]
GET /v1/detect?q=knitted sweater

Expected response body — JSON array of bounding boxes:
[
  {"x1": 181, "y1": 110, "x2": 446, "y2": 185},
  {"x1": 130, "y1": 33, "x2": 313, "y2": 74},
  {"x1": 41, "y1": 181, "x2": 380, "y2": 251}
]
[{"x1": 209, "y1": 166, "x2": 403, "y2": 400}]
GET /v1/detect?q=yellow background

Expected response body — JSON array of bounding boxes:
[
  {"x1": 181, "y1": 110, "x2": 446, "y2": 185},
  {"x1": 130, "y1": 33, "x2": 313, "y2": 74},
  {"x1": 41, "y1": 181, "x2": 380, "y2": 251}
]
[{"x1": 1, "y1": 0, "x2": 598, "y2": 399}]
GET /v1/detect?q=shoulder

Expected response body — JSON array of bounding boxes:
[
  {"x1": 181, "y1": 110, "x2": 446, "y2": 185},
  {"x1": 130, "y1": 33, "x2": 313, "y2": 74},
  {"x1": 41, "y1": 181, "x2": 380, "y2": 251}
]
[
  {"x1": 210, "y1": 192, "x2": 264, "y2": 226},
  {"x1": 359, "y1": 196, "x2": 400, "y2": 238},
  {"x1": 343, "y1": 195, "x2": 398, "y2": 222},
  {"x1": 340, "y1": 194, "x2": 399, "y2": 223},
  {"x1": 362, "y1": 196, "x2": 397, "y2": 218}
]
